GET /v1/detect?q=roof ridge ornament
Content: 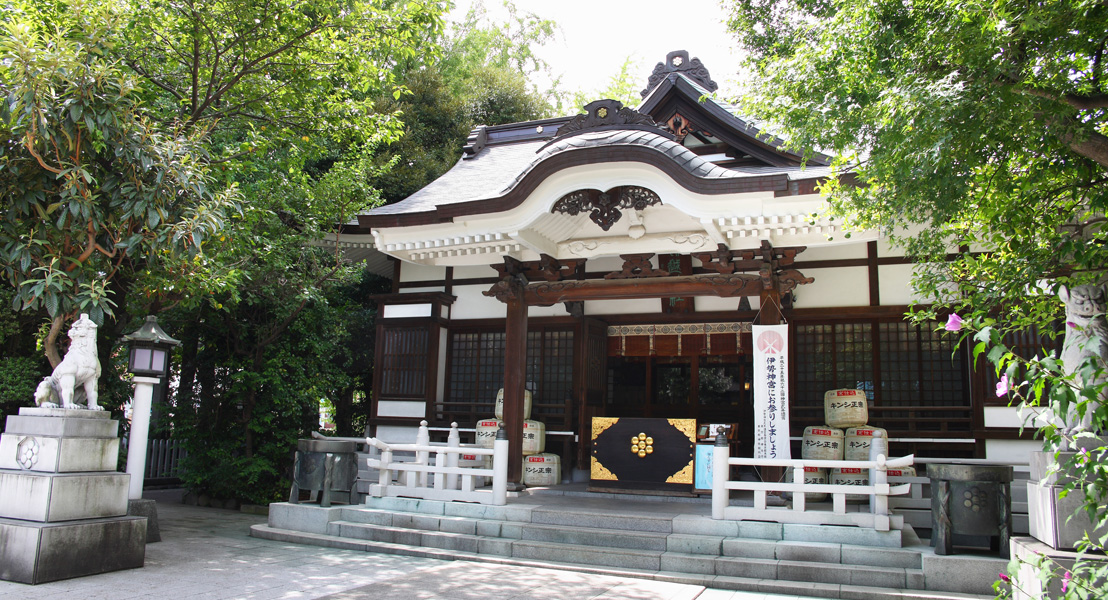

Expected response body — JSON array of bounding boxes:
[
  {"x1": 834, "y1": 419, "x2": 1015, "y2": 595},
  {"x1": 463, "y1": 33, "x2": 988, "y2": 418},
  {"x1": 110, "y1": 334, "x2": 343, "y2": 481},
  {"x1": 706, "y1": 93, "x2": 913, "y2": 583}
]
[
  {"x1": 551, "y1": 99, "x2": 666, "y2": 140},
  {"x1": 641, "y1": 50, "x2": 718, "y2": 99}
]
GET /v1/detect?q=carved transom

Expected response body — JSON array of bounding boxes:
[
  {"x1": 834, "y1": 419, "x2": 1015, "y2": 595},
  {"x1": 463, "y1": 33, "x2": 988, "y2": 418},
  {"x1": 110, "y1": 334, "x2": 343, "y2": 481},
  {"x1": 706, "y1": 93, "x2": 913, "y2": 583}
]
[{"x1": 551, "y1": 186, "x2": 662, "y2": 231}]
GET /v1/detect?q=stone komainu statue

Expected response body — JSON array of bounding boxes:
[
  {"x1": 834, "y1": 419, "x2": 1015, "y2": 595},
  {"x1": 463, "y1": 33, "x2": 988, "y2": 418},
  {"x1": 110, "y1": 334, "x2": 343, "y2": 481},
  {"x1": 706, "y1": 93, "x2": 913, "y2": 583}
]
[
  {"x1": 1060, "y1": 284, "x2": 1107, "y2": 436},
  {"x1": 33, "y1": 313, "x2": 103, "y2": 411}
]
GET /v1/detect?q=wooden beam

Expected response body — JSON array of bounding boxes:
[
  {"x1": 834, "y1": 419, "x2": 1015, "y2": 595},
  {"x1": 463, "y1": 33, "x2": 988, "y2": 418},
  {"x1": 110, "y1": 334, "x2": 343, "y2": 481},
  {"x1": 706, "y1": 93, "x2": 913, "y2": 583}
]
[{"x1": 484, "y1": 271, "x2": 813, "y2": 306}]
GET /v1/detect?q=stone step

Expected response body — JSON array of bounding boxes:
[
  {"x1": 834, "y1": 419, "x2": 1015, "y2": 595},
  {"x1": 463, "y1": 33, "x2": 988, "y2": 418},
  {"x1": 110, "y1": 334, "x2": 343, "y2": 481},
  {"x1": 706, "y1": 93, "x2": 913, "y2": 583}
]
[
  {"x1": 250, "y1": 523, "x2": 990, "y2": 600},
  {"x1": 528, "y1": 506, "x2": 676, "y2": 533},
  {"x1": 520, "y1": 521, "x2": 669, "y2": 551}
]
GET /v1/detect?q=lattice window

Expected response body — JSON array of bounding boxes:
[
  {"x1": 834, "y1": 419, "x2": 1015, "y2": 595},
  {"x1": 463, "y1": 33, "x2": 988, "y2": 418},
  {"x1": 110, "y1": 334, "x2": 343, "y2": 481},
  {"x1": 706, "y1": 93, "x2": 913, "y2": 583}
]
[
  {"x1": 793, "y1": 319, "x2": 971, "y2": 456},
  {"x1": 379, "y1": 327, "x2": 429, "y2": 397},
  {"x1": 442, "y1": 328, "x2": 573, "y2": 428}
]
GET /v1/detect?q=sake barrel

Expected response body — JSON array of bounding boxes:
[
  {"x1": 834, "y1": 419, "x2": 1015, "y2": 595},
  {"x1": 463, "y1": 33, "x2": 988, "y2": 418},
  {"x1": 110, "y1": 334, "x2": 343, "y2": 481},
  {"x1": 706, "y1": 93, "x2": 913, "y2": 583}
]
[
  {"x1": 523, "y1": 453, "x2": 560, "y2": 487},
  {"x1": 824, "y1": 389, "x2": 869, "y2": 428},
  {"x1": 494, "y1": 388, "x2": 533, "y2": 420},
  {"x1": 801, "y1": 426, "x2": 844, "y2": 460},
  {"x1": 802, "y1": 466, "x2": 828, "y2": 502},
  {"x1": 831, "y1": 467, "x2": 869, "y2": 502},
  {"x1": 459, "y1": 452, "x2": 488, "y2": 487},
  {"x1": 475, "y1": 418, "x2": 503, "y2": 449},
  {"x1": 886, "y1": 466, "x2": 917, "y2": 478},
  {"x1": 522, "y1": 419, "x2": 546, "y2": 455},
  {"x1": 844, "y1": 426, "x2": 889, "y2": 461}
]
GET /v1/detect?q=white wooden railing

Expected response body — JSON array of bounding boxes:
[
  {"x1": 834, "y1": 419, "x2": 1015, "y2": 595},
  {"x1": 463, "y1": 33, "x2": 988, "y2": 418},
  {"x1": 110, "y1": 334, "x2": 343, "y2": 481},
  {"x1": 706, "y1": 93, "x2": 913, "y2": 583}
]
[
  {"x1": 711, "y1": 439, "x2": 915, "y2": 531},
  {"x1": 364, "y1": 421, "x2": 509, "y2": 505}
]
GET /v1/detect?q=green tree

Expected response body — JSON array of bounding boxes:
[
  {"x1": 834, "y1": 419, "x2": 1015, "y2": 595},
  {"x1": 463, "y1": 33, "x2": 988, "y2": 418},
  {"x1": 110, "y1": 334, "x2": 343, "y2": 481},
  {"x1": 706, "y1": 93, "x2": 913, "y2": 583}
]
[
  {"x1": 726, "y1": 0, "x2": 1107, "y2": 594},
  {"x1": 0, "y1": 2, "x2": 240, "y2": 366}
]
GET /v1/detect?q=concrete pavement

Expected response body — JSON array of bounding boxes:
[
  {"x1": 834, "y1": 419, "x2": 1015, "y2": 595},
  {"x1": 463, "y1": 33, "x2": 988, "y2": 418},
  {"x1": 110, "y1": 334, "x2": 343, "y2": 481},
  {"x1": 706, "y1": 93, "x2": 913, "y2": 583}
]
[{"x1": 0, "y1": 499, "x2": 827, "y2": 600}]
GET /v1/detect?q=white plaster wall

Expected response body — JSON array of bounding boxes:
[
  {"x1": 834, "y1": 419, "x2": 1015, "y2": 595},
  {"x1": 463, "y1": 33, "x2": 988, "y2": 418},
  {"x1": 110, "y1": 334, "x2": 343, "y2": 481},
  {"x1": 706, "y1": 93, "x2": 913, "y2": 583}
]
[
  {"x1": 376, "y1": 401, "x2": 427, "y2": 418},
  {"x1": 374, "y1": 424, "x2": 419, "y2": 444},
  {"x1": 985, "y1": 439, "x2": 1040, "y2": 465},
  {"x1": 399, "y1": 262, "x2": 448, "y2": 283},
  {"x1": 586, "y1": 298, "x2": 661, "y2": 316},
  {"x1": 382, "y1": 304, "x2": 433, "y2": 319},
  {"x1": 792, "y1": 266, "x2": 869, "y2": 308},
  {"x1": 585, "y1": 256, "x2": 628, "y2": 273},
  {"x1": 985, "y1": 406, "x2": 1051, "y2": 429},
  {"x1": 878, "y1": 263, "x2": 918, "y2": 306},
  {"x1": 454, "y1": 265, "x2": 497, "y2": 279},
  {"x1": 402, "y1": 286, "x2": 444, "y2": 294},
  {"x1": 451, "y1": 285, "x2": 506, "y2": 319},
  {"x1": 695, "y1": 296, "x2": 759, "y2": 313},
  {"x1": 799, "y1": 242, "x2": 868, "y2": 261}
]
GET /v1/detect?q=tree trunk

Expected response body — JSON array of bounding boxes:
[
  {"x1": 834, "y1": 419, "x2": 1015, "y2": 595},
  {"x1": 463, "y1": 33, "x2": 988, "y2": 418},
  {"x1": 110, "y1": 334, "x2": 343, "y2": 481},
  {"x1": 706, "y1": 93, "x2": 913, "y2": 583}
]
[{"x1": 44, "y1": 314, "x2": 65, "y2": 368}]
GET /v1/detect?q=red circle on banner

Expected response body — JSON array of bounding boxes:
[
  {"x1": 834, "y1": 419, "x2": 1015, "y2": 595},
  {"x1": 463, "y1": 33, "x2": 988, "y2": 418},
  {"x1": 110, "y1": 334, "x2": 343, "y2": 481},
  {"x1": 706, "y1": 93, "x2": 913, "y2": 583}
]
[{"x1": 756, "y1": 330, "x2": 785, "y2": 354}]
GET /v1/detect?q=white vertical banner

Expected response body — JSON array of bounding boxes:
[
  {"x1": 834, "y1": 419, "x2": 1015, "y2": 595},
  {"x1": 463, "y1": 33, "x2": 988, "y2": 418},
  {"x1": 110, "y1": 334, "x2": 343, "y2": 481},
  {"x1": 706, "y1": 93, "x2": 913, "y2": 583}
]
[{"x1": 753, "y1": 324, "x2": 790, "y2": 460}]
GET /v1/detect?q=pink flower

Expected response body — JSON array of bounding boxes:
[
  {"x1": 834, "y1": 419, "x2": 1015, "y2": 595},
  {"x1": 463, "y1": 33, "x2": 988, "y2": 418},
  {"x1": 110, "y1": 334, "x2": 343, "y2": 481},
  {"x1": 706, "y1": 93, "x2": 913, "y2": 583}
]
[
  {"x1": 1062, "y1": 570, "x2": 1071, "y2": 592},
  {"x1": 999, "y1": 572, "x2": 1010, "y2": 583},
  {"x1": 996, "y1": 374, "x2": 1010, "y2": 397},
  {"x1": 945, "y1": 313, "x2": 963, "y2": 332}
]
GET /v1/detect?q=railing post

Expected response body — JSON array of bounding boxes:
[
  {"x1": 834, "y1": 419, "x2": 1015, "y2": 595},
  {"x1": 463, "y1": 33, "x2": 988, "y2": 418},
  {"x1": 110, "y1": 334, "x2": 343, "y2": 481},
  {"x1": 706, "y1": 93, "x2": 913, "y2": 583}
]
[
  {"x1": 492, "y1": 426, "x2": 509, "y2": 505},
  {"x1": 869, "y1": 430, "x2": 889, "y2": 514},
  {"x1": 416, "y1": 420, "x2": 430, "y2": 488},
  {"x1": 792, "y1": 464, "x2": 806, "y2": 512},
  {"x1": 434, "y1": 452, "x2": 446, "y2": 490},
  {"x1": 378, "y1": 446, "x2": 392, "y2": 497},
  {"x1": 446, "y1": 422, "x2": 460, "y2": 490},
  {"x1": 712, "y1": 433, "x2": 729, "y2": 520}
]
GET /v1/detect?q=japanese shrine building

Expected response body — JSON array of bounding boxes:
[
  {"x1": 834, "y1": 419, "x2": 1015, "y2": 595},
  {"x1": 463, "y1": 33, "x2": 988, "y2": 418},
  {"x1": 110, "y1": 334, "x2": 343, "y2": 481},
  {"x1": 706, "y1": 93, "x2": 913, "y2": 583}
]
[{"x1": 342, "y1": 51, "x2": 1032, "y2": 483}]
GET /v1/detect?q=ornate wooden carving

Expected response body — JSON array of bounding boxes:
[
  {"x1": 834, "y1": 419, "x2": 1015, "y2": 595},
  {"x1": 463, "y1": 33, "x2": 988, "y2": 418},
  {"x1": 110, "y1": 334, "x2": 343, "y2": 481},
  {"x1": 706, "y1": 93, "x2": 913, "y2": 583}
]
[
  {"x1": 661, "y1": 113, "x2": 698, "y2": 144},
  {"x1": 552, "y1": 186, "x2": 662, "y2": 232},
  {"x1": 778, "y1": 269, "x2": 816, "y2": 294},
  {"x1": 640, "y1": 50, "x2": 718, "y2": 99},
  {"x1": 491, "y1": 254, "x2": 584, "y2": 282},
  {"x1": 695, "y1": 242, "x2": 807, "y2": 274},
  {"x1": 605, "y1": 254, "x2": 670, "y2": 279},
  {"x1": 556, "y1": 99, "x2": 660, "y2": 137}
]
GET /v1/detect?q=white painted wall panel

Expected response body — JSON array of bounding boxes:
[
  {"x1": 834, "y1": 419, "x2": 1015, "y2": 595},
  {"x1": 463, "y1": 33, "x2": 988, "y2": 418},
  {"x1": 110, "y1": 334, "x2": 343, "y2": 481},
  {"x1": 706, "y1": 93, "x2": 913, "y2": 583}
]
[
  {"x1": 374, "y1": 425, "x2": 419, "y2": 444},
  {"x1": 695, "y1": 296, "x2": 759, "y2": 312},
  {"x1": 377, "y1": 401, "x2": 427, "y2": 418},
  {"x1": 985, "y1": 406, "x2": 1050, "y2": 429},
  {"x1": 382, "y1": 304, "x2": 432, "y2": 319},
  {"x1": 792, "y1": 267, "x2": 869, "y2": 308},
  {"x1": 985, "y1": 439, "x2": 1039, "y2": 464},
  {"x1": 800, "y1": 242, "x2": 868, "y2": 261},
  {"x1": 878, "y1": 263, "x2": 917, "y2": 306},
  {"x1": 399, "y1": 262, "x2": 448, "y2": 283},
  {"x1": 454, "y1": 265, "x2": 497, "y2": 279},
  {"x1": 451, "y1": 285, "x2": 507, "y2": 319},
  {"x1": 586, "y1": 298, "x2": 661, "y2": 316}
]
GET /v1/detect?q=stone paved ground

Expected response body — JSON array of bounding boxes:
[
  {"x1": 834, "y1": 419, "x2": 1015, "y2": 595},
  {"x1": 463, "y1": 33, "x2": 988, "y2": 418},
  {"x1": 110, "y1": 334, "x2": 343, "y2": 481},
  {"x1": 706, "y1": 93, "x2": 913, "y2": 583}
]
[{"x1": 0, "y1": 500, "x2": 822, "y2": 600}]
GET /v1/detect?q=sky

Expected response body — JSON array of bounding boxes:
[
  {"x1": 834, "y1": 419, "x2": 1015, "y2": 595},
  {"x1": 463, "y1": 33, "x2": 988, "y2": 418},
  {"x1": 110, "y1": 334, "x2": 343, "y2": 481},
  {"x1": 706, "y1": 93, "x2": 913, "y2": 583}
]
[{"x1": 448, "y1": 0, "x2": 745, "y2": 102}]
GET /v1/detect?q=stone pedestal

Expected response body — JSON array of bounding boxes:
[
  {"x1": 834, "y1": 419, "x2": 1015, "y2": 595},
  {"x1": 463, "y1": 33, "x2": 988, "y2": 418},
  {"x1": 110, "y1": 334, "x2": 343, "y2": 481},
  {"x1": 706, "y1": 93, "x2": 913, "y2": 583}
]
[
  {"x1": 1027, "y1": 450, "x2": 1108, "y2": 551},
  {"x1": 0, "y1": 408, "x2": 146, "y2": 584},
  {"x1": 1011, "y1": 536, "x2": 1107, "y2": 599}
]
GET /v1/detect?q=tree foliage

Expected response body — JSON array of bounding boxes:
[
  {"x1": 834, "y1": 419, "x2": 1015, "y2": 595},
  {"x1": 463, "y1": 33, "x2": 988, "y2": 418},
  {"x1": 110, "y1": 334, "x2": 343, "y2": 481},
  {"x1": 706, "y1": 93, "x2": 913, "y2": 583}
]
[
  {"x1": 727, "y1": 1, "x2": 1107, "y2": 323},
  {"x1": 727, "y1": 0, "x2": 1108, "y2": 594},
  {"x1": 0, "y1": 3, "x2": 241, "y2": 363}
]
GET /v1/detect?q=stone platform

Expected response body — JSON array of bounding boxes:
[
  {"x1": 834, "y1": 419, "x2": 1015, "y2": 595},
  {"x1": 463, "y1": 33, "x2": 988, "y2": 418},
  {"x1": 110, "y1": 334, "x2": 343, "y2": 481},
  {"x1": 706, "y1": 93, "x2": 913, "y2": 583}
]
[{"x1": 0, "y1": 407, "x2": 146, "y2": 584}]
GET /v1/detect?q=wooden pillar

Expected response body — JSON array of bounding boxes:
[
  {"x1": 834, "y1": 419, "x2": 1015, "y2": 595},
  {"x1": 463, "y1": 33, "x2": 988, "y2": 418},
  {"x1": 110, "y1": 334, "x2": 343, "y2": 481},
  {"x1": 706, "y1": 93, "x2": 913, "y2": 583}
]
[{"x1": 503, "y1": 293, "x2": 528, "y2": 488}]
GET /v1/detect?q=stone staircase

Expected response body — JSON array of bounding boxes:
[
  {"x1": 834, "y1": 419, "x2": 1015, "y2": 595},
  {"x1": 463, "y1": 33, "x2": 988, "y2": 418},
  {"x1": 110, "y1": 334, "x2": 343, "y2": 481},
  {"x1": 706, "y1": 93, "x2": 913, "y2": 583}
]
[{"x1": 252, "y1": 493, "x2": 1003, "y2": 600}]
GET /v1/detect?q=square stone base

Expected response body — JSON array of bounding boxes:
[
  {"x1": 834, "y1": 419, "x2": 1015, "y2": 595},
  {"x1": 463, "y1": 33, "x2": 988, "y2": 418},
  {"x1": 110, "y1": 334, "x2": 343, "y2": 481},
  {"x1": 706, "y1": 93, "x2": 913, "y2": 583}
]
[
  {"x1": 0, "y1": 470, "x2": 129, "y2": 522},
  {"x1": 1027, "y1": 481, "x2": 1108, "y2": 550},
  {"x1": 1011, "y1": 536, "x2": 1107, "y2": 599},
  {"x1": 0, "y1": 515, "x2": 146, "y2": 584}
]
